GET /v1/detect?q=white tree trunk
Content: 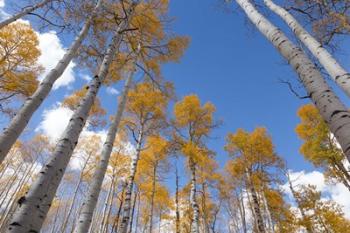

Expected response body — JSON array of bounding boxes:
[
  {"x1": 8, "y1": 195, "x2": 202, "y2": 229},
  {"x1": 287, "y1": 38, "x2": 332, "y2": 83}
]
[
  {"x1": 0, "y1": 0, "x2": 103, "y2": 164},
  {"x1": 74, "y1": 72, "x2": 134, "y2": 233},
  {"x1": 0, "y1": 0, "x2": 52, "y2": 29},
  {"x1": 235, "y1": 0, "x2": 350, "y2": 162},
  {"x1": 119, "y1": 130, "x2": 143, "y2": 233},
  {"x1": 263, "y1": 0, "x2": 350, "y2": 97},
  {"x1": 189, "y1": 160, "x2": 199, "y2": 233},
  {"x1": 5, "y1": 7, "x2": 136, "y2": 232}
]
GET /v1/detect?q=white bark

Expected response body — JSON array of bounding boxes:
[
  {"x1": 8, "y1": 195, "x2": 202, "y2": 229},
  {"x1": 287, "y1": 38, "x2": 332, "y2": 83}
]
[
  {"x1": 189, "y1": 160, "x2": 199, "y2": 233},
  {"x1": 0, "y1": 0, "x2": 52, "y2": 29},
  {"x1": 0, "y1": 0, "x2": 103, "y2": 164},
  {"x1": 263, "y1": 0, "x2": 350, "y2": 97},
  {"x1": 235, "y1": 0, "x2": 350, "y2": 162},
  {"x1": 74, "y1": 72, "x2": 134, "y2": 233},
  {"x1": 5, "y1": 6, "x2": 136, "y2": 232},
  {"x1": 119, "y1": 130, "x2": 143, "y2": 233}
]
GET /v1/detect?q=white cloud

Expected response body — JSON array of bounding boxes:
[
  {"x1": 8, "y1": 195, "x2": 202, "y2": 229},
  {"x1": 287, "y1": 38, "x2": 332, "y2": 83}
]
[
  {"x1": 0, "y1": 0, "x2": 5, "y2": 8},
  {"x1": 106, "y1": 86, "x2": 119, "y2": 95},
  {"x1": 37, "y1": 31, "x2": 76, "y2": 89},
  {"x1": 282, "y1": 170, "x2": 350, "y2": 218},
  {"x1": 36, "y1": 104, "x2": 73, "y2": 142}
]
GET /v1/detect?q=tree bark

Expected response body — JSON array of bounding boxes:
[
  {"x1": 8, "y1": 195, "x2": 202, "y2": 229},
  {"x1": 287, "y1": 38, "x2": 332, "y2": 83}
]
[
  {"x1": 74, "y1": 72, "x2": 134, "y2": 233},
  {"x1": 263, "y1": 0, "x2": 350, "y2": 97},
  {"x1": 175, "y1": 166, "x2": 180, "y2": 233},
  {"x1": 119, "y1": 129, "x2": 144, "y2": 233},
  {"x1": 128, "y1": 190, "x2": 138, "y2": 233},
  {"x1": 149, "y1": 165, "x2": 157, "y2": 233},
  {"x1": 0, "y1": 0, "x2": 52, "y2": 29},
  {"x1": 189, "y1": 159, "x2": 199, "y2": 233},
  {"x1": 0, "y1": 0, "x2": 103, "y2": 164},
  {"x1": 5, "y1": 6, "x2": 135, "y2": 231},
  {"x1": 235, "y1": 0, "x2": 350, "y2": 163}
]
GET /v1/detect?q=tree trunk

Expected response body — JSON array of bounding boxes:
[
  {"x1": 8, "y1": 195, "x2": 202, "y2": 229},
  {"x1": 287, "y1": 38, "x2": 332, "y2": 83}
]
[
  {"x1": 112, "y1": 183, "x2": 126, "y2": 232},
  {"x1": 263, "y1": 0, "x2": 350, "y2": 97},
  {"x1": 128, "y1": 190, "x2": 138, "y2": 233},
  {"x1": 60, "y1": 152, "x2": 92, "y2": 233},
  {"x1": 235, "y1": 0, "x2": 350, "y2": 163},
  {"x1": 134, "y1": 192, "x2": 141, "y2": 233},
  {"x1": 287, "y1": 172, "x2": 314, "y2": 233},
  {"x1": 5, "y1": 6, "x2": 136, "y2": 231},
  {"x1": 189, "y1": 159, "x2": 199, "y2": 233},
  {"x1": 119, "y1": 129, "x2": 144, "y2": 233},
  {"x1": 0, "y1": 0, "x2": 52, "y2": 29},
  {"x1": 74, "y1": 72, "x2": 134, "y2": 233},
  {"x1": 0, "y1": 0, "x2": 103, "y2": 163},
  {"x1": 245, "y1": 170, "x2": 265, "y2": 233},
  {"x1": 175, "y1": 166, "x2": 180, "y2": 233},
  {"x1": 149, "y1": 165, "x2": 157, "y2": 233},
  {"x1": 261, "y1": 190, "x2": 274, "y2": 233}
]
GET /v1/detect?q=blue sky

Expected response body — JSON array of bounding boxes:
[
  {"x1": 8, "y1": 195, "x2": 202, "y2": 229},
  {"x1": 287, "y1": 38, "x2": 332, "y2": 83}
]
[{"x1": 2, "y1": 0, "x2": 350, "y2": 214}]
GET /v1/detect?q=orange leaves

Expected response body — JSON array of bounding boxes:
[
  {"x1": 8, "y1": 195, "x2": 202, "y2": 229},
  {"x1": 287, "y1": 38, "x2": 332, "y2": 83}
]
[
  {"x1": 295, "y1": 104, "x2": 343, "y2": 167},
  {"x1": 174, "y1": 95, "x2": 215, "y2": 139},
  {"x1": 126, "y1": 82, "x2": 168, "y2": 123},
  {"x1": 62, "y1": 87, "x2": 106, "y2": 128},
  {"x1": 0, "y1": 22, "x2": 42, "y2": 99}
]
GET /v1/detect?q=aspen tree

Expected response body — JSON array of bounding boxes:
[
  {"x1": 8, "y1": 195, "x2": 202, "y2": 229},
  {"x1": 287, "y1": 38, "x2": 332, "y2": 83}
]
[
  {"x1": 173, "y1": 95, "x2": 216, "y2": 233},
  {"x1": 5, "y1": 3, "x2": 137, "y2": 232},
  {"x1": 119, "y1": 82, "x2": 169, "y2": 233},
  {"x1": 0, "y1": 0, "x2": 103, "y2": 163},
  {"x1": 263, "y1": 0, "x2": 350, "y2": 98},
  {"x1": 232, "y1": 0, "x2": 350, "y2": 163}
]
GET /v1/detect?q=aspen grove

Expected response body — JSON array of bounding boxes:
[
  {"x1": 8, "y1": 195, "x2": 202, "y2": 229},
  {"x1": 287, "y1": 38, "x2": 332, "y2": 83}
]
[{"x1": 1, "y1": 0, "x2": 350, "y2": 233}]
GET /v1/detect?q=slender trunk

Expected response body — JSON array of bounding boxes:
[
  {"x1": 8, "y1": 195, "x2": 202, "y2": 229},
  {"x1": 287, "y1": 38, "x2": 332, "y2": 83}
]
[
  {"x1": 334, "y1": 159, "x2": 350, "y2": 183},
  {"x1": 261, "y1": 190, "x2": 274, "y2": 233},
  {"x1": 128, "y1": 190, "x2": 138, "y2": 233},
  {"x1": 0, "y1": 0, "x2": 104, "y2": 163},
  {"x1": 189, "y1": 159, "x2": 199, "y2": 233},
  {"x1": 103, "y1": 176, "x2": 118, "y2": 233},
  {"x1": 60, "y1": 153, "x2": 92, "y2": 233},
  {"x1": 74, "y1": 72, "x2": 134, "y2": 233},
  {"x1": 239, "y1": 192, "x2": 247, "y2": 233},
  {"x1": 0, "y1": 0, "x2": 51, "y2": 29},
  {"x1": 235, "y1": 0, "x2": 350, "y2": 163},
  {"x1": 245, "y1": 170, "x2": 265, "y2": 233},
  {"x1": 287, "y1": 173, "x2": 314, "y2": 233},
  {"x1": 201, "y1": 182, "x2": 210, "y2": 233},
  {"x1": 5, "y1": 7, "x2": 135, "y2": 231},
  {"x1": 112, "y1": 184, "x2": 126, "y2": 232},
  {"x1": 119, "y1": 129, "x2": 144, "y2": 233},
  {"x1": 175, "y1": 166, "x2": 180, "y2": 233},
  {"x1": 149, "y1": 165, "x2": 157, "y2": 233},
  {"x1": 134, "y1": 192, "x2": 141, "y2": 233},
  {"x1": 263, "y1": 0, "x2": 350, "y2": 97}
]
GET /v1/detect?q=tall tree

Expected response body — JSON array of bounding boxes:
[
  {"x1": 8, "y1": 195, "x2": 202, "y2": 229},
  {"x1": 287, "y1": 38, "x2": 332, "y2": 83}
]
[
  {"x1": 225, "y1": 128, "x2": 285, "y2": 233},
  {"x1": 119, "y1": 81, "x2": 169, "y2": 233},
  {"x1": 173, "y1": 95, "x2": 216, "y2": 233},
  {"x1": 230, "y1": 0, "x2": 350, "y2": 163},
  {"x1": 74, "y1": 71, "x2": 134, "y2": 233},
  {"x1": 5, "y1": 3, "x2": 137, "y2": 232},
  {"x1": 0, "y1": 0, "x2": 103, "y2": 163},
  {"x1": 263, "y1": 0, "x2": 350, "y2": 98}
]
